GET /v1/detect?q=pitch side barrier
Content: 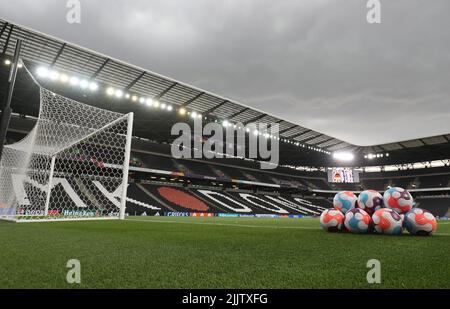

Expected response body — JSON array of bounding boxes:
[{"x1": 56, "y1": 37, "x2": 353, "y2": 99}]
[
  {"x1": 162, "y1": 212, "x2": 307, "y2": 218},
  {"x1": 311, "y1": 187, "x2": 450, "y2": 194}
]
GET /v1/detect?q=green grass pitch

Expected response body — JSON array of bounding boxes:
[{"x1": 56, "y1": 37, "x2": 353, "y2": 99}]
[{"x1": 0, "y1": 217, "x2": 449, "y2": 288}]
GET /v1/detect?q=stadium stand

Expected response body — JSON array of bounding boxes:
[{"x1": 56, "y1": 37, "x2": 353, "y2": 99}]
[
  {"x1": 4, "y1": 131, "x2": 450, "y2": 217},
  {"x1": 414, "y1": 196, "x2": 450, "y2": 217}
]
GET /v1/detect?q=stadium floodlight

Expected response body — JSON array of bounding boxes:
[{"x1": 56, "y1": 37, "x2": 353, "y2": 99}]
[
  {"x1": 115, "y1": 90, "x2": 124, "y2": 98},
  {"x1": 131, "y1": 95, "x2": 138, "y2": 102},
  {"x1": 146, "y1": 98, "x2": 153, "y2": 106},
  {"x1": 153, "y1": 100, "x2": 160, "y2": 108},
  {"x1": 161, "y1": 103, "x2": 167, "y2": 110},
  {"x1": 106, "y1": 87, "x2": 115, "y2": 96},
  {"x1": 37, "y1": 67, "x2": 49, "y2": 78},
  {"x1": 70, "y1": 76, "x2": 79, "y2": 86},
  {"x1": 179, "y1": 107, "x2": 186, "y2": 115},
  {"x1": 79, "y1": 79, "x2": 89, "y2": 89},
  {"x1": 125, "y1": 93, "x2": 130, "y2": 99},
  {"x1": 333, "y1": 152, "x2": 354, "y2": 162},
  {"x1": 49, "y1": 70, "x2": 60, "y2": 81},
  {"x1": 59, "y1": 74, "x2": 69, "y2": 83},
  {"x1": 89, "y1": 82, "x2": 98, "y2": 91},
  {"x1": 191, "y1": 111, "x2": 198, "y2": 119},
  {"x1": 167, "y1": 105, "x2": 173, "y2": 111},
  {"x1": 197, "y1": 114, "x2": 202, "y2": 119},
  {"x1": 4, "y1": 59, "x2": 11, "y2": 65}
]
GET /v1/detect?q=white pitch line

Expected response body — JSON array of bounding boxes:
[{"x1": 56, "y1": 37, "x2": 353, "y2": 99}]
[
  {"x1": 125, "y1": 218, "x2": 450, "y2": 236},
  {"x1": 126, "y1": 218, "x2": 321, "y2": 230}
]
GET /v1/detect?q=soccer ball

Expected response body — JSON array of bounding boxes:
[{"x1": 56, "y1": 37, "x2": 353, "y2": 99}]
[
  {"x1": 333, "y1": 191, "x2": 357, "y2": 214},
  {"x1": 404, "y1": 208, "x2": 437, "y2": 236},
  {"x1": 372, "y1": 208, "x2": 403, "y2": 235},
  {"x1": 357, "y1": 190, "x2": 383, "y2": 214},
  {"x1": 320, "y1": 209, "x2": 345, "y2": 232},
  {"x1": 344, "y1": 208, "x2": 371, "y2": 234},
  {"x1": 383, "y1": 187, "x2": 413, "y2": 214}
]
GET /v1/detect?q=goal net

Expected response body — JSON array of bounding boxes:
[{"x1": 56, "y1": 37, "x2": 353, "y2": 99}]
[{"x1": 0, "y1": 85, "x2": 133, "y2": 222}]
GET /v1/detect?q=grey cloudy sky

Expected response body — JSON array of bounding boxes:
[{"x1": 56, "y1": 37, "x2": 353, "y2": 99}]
[{"x1": 1, "y1": 0, "x2": 450, "y2": 146}]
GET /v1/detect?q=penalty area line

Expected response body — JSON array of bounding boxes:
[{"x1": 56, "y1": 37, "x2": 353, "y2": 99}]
[{"x1": 125, "y1": 218, "x2": 321, "y2": 230}]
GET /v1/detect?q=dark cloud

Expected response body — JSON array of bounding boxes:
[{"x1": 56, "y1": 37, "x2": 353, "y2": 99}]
[{"x1": 1, "y1": 0, "x2": 450, "y2": 145}]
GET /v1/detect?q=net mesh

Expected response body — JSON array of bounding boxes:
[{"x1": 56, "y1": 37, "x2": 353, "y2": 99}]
[{"x1": 0, "y1": 87, "x2": 133, "y2": 222}]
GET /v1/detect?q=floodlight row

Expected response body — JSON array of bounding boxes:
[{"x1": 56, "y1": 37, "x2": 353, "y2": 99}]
[
  {"x1": 364, "y1": 153, "x2": 389, "y2": 159},
  {"x1": 29, "y1": 65, "x2": 330, "y2": 155}
]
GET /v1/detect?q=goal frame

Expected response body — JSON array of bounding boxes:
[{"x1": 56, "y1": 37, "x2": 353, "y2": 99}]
[{"x1": 0, "y1": 110, "x2": 134, "y2": 224}]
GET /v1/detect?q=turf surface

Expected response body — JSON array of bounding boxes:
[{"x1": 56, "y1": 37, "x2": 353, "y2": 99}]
[{"x1": 0, "y1": 216, "x2": 449, "y2": 288}]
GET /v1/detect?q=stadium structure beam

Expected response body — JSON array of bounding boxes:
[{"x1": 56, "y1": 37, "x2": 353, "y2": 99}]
[
  {"x1": 300, "y1": 135, "x2": 329, "y2": 144},
  {"x1": 50, "y1": 43, "x2": 66, "y2": 67},
  {"x1": 278, "y1": 124, "x2": 298, "y2": 135},
  {"x1": 0, "y1": 22, "x2": 8, "y2": 40},
  {"x1": 154, "y1": 82, "x2": 177, "y2": 100},
  {"x1": 91, "y1": 58, "x2": 109, "y2": 79},
  {"x1": 125, "y1": 71, "x2": 145, "y2": 90},
  {"x1": 181, "y1": 92, "x2": 204, "y2": 107},
  {"x1": 305, "y1": 137, "x2": 335, "y2": 148},
  {"x1": 204, "y1": 99, "x2": 229, "y2": 115},
  {"x1": 269, "y1": 119, "x2": 284, "y2": 133},
  {"x1": 243, "y1": 113, "x2": 267, "y2": 125},
  {"x1": 228, "y1": 107, "x2": 249, "y2": 120},
  {"x1": 318, "y1": 139, "x2": 342, "y2": 148},
  {"x1": 287, "y1": 130, "x2": 313, "y2": 140},
  {"x1": 1, "y1": 24, "x2": 13, "y2": 55},
  {"x1": 315, "y1": 136, "x2": 335, "y2": 144},
  {"x1": 0, "y1": 39, "x2": 22, "y2": 158}
]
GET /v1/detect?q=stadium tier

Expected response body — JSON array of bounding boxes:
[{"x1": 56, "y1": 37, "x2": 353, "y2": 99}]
[
  {"x1": 124, "y1": 183, "x2": 325, "y2": 216},
  {"x1": 2, "y1": 133, "x2": 450, "y2": 218}
]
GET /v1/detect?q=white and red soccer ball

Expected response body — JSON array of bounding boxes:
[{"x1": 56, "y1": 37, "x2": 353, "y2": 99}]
[
  {"x1": 333, "y1": 191, "x2": 357, "y2": 214},
  {"x1": 383, "y1": 187, "x2": 413, "y2": 214},
  {"x1": 320, "y1": 209, "x2": 345, "y2": 232},
  {"x1": 344, "y1": 208, "x2": 371, "y2": 234},
  {"x1": 404, "y1": 208, "x2": 438, "y2": 236},
  {"x1": 372, "y1": 208, "x2": 403, "y2": 235},
  {"x1": 357, "y1": 190, "x2": 384, "y2": 214}
]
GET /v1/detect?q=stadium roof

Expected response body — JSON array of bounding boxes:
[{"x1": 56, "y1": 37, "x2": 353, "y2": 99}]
[
  {"x1": 1, "y1": 18, "x2": 450, "y2": 167},
  {"x1": 0, "y1": 18, "x2": 349, "y2": 152}
]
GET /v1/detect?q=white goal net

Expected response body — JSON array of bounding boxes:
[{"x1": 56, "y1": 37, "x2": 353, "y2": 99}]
[{"x1": 0, "y1": 84, "x2": 133, "y2": 222}]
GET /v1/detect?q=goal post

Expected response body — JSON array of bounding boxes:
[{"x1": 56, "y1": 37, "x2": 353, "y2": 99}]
[
  {"x1": 0, "y1": 85, "x2": 134, "y2": 223},
  {"x1": 120, "y1": 113, "x2": 134, "y2": 220}
]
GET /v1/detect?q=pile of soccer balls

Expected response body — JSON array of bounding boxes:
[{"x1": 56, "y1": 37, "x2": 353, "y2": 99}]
[{"x1": 320, "y1": 187, "x2": 438, "y2": 236}]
